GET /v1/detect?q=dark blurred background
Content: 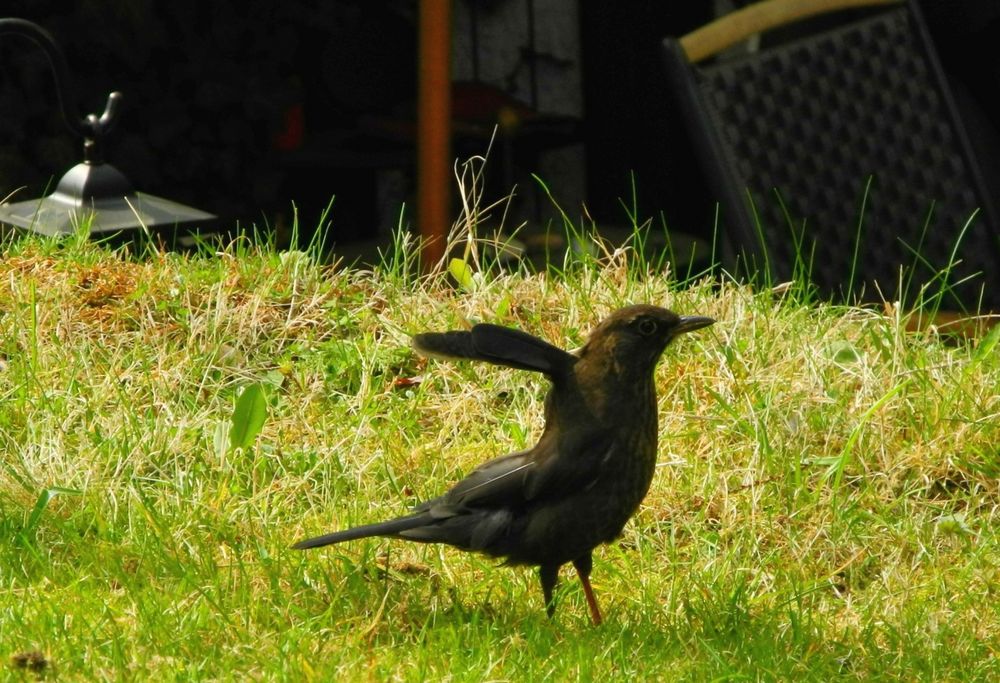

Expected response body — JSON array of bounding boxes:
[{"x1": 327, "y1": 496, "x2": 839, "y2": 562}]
[{"x1": 1, "y1": 1, "x2": 998, "y2": 260}]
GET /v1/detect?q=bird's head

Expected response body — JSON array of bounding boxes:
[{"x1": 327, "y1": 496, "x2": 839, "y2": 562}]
[{"x1": 579, "y1": 305, "x2": 714, "y2": 377}]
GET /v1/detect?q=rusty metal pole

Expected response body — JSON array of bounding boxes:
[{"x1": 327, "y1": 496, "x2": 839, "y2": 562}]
[{"x1": 417, "y1": 0, "x2": 452, "y2": 270}]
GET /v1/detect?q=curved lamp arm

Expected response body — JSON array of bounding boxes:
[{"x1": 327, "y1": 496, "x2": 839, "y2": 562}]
[{"x1": 0, "y1": 17, "x2": 122, "y2": 161}]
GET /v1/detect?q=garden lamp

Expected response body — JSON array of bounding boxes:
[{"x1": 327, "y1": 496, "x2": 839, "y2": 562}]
[{"x1": 0, "y1": 18, "x2": 214, "y2": 236}]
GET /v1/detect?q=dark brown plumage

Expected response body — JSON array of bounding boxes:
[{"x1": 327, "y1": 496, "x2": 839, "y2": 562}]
[{"x1": 293, "y1": 305, "x2": 714, "y2": 624}]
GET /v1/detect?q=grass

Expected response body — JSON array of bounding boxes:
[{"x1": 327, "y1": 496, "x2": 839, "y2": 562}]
[{"x1": 1, "y1": 218, "x2": 998, "y2": 681}]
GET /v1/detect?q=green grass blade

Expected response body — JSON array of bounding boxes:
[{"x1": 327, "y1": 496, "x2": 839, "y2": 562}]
[
  {"x1": 824, "y1": 379, "x2": 911, "y2": 490},
  {"x1": 24, "y1": 486, "x2": 83, "y2": 538}
]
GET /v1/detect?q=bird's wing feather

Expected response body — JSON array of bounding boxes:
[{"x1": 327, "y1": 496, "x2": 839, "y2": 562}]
[
  {"x1": 416, "y1": 449, "x2": 536, "y2": 512},
  {"x1": 425, "y1": 432, "x2": 617, "y2": 513},
  {"x1": 523, "y1": 432, "x2": 617, "y2": 501},
  {"x1": 401, "y1": 451, "x2": 536, "y2": 551},
  {"x1": 412, "y1": 324, "x2": 576, "y2": 378}
]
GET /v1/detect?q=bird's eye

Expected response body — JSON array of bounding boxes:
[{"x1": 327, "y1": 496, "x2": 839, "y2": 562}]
[{"x1": 636, "y1": 318, "x2": 658, "y2": 336}]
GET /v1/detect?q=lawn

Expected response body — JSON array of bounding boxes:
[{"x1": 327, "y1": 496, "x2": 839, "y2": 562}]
[{"x1": 1, "y1": 227, "x2": 998, "y2": 680}]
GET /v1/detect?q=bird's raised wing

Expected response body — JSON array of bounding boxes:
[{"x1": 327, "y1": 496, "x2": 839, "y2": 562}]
[{"x1": 413, "y1": 323, "x2": 576, "y2": 378}]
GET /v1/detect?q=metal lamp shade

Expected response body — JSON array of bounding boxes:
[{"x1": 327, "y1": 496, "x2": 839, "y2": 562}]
[{"x1": 0, "y1": 161, "x2": 215, "y2": 236}]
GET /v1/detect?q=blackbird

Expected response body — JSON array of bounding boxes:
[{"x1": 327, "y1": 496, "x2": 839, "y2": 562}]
[{"x1": 293, "y1": 305, "x2": 714, "y2": 624}]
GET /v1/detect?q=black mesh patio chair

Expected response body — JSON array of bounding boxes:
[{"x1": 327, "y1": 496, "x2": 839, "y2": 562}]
[{"x1": 663, "y1": 0, "x2": 1000, "y2": 311}]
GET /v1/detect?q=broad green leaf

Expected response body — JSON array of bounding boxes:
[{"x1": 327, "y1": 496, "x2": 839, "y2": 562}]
[
  {"x1": 448, "y1": 258, "x2": 475, "y2": 290},
  {"x1": 228, "y1": 383, "x2": 268, "y2": 453},
  {"x1": 828, "y1": 341, "x2": 861, "y2": 365}
]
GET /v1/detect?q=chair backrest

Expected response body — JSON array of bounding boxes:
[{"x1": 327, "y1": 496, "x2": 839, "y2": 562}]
[{"x1": 663, "y1": 0, "x2": 1000, "y2": 309}]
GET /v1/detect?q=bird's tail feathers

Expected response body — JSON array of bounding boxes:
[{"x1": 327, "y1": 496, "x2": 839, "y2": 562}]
[
  {"x1": 291, "y1": 513, "x2": 433, "y2": 550},
  {"x1": 413, "y1": 324, "x2": 574, "y2": 376}
]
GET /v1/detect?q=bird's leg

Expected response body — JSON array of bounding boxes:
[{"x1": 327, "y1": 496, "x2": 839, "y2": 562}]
[
  {"x1": 539, "y1": 563, "x2": 560, "y2": 618},
  {"x1": 573, "y1": 554, "x2": 603, "y2": 625}
]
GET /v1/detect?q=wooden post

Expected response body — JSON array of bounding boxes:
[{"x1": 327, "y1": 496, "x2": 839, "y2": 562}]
[{"x1": 417, "y1": 0, "x2": 452, "y2": 270}]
